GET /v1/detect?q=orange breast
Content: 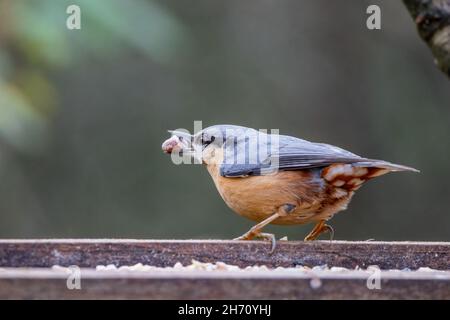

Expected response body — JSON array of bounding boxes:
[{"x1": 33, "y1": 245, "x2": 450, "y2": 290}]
[
  {"x1": 206, "y1": 163, "x2": 329, "y2": 225},
  {"x1": 205, "y1": 156, "x2": 392, "y2": 226}
]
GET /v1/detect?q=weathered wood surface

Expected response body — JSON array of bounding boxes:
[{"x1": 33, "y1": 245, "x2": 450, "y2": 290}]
[
  {"x1": 0, "y1": 268, "x2": 449, "y2": 299},
  {"x1": 0, "y1": 239, "x2": 449, "y2": 269},
  {"x1": 0, "y1": 240, "x2": 449, "y2": 299}
]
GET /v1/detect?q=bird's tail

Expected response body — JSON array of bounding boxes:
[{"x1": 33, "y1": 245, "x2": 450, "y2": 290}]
[
  {"x1": 321, "y1": 160, "x2": 418, "y2": 190},
  {"x1": 354, "y1": 159, "x2": 420, "y2": 174}
]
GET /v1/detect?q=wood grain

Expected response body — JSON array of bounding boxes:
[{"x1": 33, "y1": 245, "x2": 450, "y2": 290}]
[
  {"x1": 0, "y1": 240, "x2": 448, "y2": 299},
  {"x1": 0, "y1": 239, "x2": 448, "y2": 269}
]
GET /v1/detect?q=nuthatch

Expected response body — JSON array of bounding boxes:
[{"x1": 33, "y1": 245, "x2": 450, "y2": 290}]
[{"x1": 162, "y1": 125, "x2": 418, "y2": 251}]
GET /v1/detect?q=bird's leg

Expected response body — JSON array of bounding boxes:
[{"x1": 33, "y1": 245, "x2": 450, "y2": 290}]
[
  {"x1": 304, "y1": 220, "x2": 334, "y2": 241},
  {"x1": 234, "y1": 204, "x2": 296, "y2": 252}
]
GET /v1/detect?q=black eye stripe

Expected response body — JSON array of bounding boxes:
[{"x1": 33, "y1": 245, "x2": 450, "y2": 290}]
[{"x1": 201, "y1": 133, "x2": 216, "y2": 146}]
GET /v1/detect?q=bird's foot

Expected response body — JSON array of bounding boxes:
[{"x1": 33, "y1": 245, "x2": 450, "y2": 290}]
[
  {"x1": 233, "y1": 205, "x2": 296, "y2": 253},
  {"x1": 234, "y1": 231, "x2": 277, "y2": 253},
  {"x1": 304, "y1": 220, "x2": 334, "y2": 241}
]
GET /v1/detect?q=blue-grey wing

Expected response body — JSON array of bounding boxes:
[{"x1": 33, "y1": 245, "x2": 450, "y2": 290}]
[{"x1": 219, "y1": 135, "x2": 367, "y2": 177}]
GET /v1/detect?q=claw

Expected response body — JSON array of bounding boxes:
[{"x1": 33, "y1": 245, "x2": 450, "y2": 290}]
[
  {"x1": 256, "y1": 232, "x2": 277, "y2": 253},
  {"x1": 324, "y1": 224, "x2": 334, "y2": 241},
  {"x1": 304, "y1": 220, "x2": 334, "y2": 241},
  {"x1": 233, "y1": 231, "x2": 277, "y2": 253},
  {"x1": 232, "y1": 208, "x2": 289, "y2": 254}
]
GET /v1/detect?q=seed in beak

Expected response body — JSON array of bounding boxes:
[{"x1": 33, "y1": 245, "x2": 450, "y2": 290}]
[{"x1": 162, "y1": 136, "x2": 183, "y2": 154}]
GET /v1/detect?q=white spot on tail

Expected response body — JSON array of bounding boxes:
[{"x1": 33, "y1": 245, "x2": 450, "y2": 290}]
[
  {"x1": 353, "y1": 167, "x2": 368, "y2": 177},
  {"x1": 333, "y1": 188, "x2": 348, "y2": 198},
  {"x1": 348, "y1": 178, "x2": 364, "y2": 186},
  {"x1": 323, "y1": 164, "x2": 353, "y2": 181},
  {"x1": 333, "y1": 180, "x2": 345, "y2": 187}
]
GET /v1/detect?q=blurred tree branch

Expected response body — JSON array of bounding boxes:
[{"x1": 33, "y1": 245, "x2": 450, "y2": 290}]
[{"x1": 403, "y1": 0, "x2": 450, "y2": 78}]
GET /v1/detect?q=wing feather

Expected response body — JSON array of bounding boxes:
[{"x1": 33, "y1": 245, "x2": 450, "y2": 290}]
[{"x1": 220, "y1": 134, "x2": 418, "y2": 177}]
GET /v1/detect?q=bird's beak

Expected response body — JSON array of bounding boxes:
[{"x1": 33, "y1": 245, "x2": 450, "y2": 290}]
[{"x1": 162, "y1": 131, "x2": 192, "y2": 154}]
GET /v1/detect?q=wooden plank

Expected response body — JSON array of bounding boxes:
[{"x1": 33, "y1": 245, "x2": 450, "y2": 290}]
[
  {"x1": 0, "y1": 268, "x2": 449, "y2": 299},
  {"x1": 0, "y1": 239, "x2": 449, "y2": 270},
  {"x1": 0, "y1": 240, "x2": 449, "y2": 299}
]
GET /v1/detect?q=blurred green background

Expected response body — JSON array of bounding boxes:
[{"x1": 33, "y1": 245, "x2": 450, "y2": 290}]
[{"x1": 0, "y1": 0, "x2": 448, "y2": 241}]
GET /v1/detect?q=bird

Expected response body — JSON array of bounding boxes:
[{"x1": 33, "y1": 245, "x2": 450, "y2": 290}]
[{"x1": 162, "y1": 124, "x2": 418, "y2": 251}]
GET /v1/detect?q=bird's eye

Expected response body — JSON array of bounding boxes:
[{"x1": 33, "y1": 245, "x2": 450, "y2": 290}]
[{"x1": 202, "y1": 134, "x2": 215, "y2": 147}]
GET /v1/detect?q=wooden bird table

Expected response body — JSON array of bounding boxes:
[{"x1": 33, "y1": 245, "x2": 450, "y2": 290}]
[{"x1": 0, "y1": 240, "x2": 448, "y2": 299}]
